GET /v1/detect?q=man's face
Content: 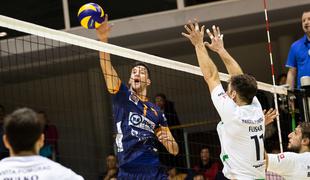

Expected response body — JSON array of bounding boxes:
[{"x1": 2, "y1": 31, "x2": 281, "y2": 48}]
[
  {"x1": 200, "y1": 148, "x2": 210, "y2": 162},
  {"x1": 288, "y1": 126, "x2": 303, "y2": 152},
  {"x1": 37, "y1": 113, "x2": 47, "y2": 125},
  {"x1": 129, "y1": 66, "x2": 150, "y2": 92},
  {"x1": 155, "y1": 96, "x2": 165, "y2": 110},
  {"x1": 302, "y1": 12, "x2": 310, "y2": 36},
  {"x1": 194, "y1": 175, "x2": 205, "y2": 180},
  {"x1": 106, "y1": 155, "x2": 117, "y2": 169}
]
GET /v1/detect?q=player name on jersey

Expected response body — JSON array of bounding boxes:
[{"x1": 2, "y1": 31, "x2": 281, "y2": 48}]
[{"x1": 249, "y1": 125, "x2": 263, "y2": 132}]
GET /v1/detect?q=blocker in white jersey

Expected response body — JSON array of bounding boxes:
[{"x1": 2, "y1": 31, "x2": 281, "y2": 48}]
[
  {"x1": 268, "y1": 152, "x2": 310, "y2": 179},
  {"x1": 0, "y1": 155, "x2": 83, "y2": 180},
  {"x1": 211, "y1": 85, "x2": 265, "y2": 179},
  {"x1": 183, "y1": 20, "x2": 265, "y2": 179}
]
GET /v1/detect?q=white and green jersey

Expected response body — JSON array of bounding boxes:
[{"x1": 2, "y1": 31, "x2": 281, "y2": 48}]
[
  {"x1": 0, "y1": 155, "x2": 84, "y2": 180},
  {"x1": 268, "y1": 152, "x2": 310, "y2": 180},
  {"x1": 211, "y1": 85, "x2": 265, "y2": 179}
]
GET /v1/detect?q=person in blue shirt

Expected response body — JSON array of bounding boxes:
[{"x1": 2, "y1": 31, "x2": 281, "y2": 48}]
[
  {"x1": 286, "y1": 11, "x2": 310, "y2": 89},
  {"x1": 96, "y1": 15, "x2": 179, "y2": 180}
]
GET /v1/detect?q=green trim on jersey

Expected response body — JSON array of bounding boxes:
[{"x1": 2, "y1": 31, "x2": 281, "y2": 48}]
[{"x1": 222, "y1": 154, "x2": 229, "y2": 162}]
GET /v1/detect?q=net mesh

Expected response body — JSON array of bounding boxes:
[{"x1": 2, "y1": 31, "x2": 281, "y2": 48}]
[{"x1": 0, "y1": 15, "x2": 292, "y2": 179}]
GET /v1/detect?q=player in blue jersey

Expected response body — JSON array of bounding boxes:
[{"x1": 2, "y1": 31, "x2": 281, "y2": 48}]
[{"x1": 96, "y1": 15, "x2": 179, "y2": 180}]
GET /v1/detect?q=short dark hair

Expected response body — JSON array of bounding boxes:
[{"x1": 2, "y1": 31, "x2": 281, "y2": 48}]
[
  {"x1": 230, "y1": 74, "x2": 257, "y2": 104},
  {"x1": 4, "y1": 108, "x2": 44, "y2": 154},
  {"x1": 303, "y1": 10, "x2": 310, "y2": 14},
  {"x1": 131, "y1": 62, "x2": 151, "y2": 78},
  {"x1": 300, "y1": 122, "x2": 310, "y2": 149},
  {"x1": 37, "y1": 110, "x2": 46, "y2": 116},
  {"x1": 37, "y1": 110, "x2": 47, "y2": 121}
]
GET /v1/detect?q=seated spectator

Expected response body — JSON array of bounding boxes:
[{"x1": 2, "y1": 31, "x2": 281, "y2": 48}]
[
  {"x1": 37, "y1": 110, "x2": 59, "y2": 161},
  {"x1": 167, "y1": 167, "x2": 187, "y2": 180},
  {"x1": 193, "y1": 147, "x2": 220, "y2": 180},
  {"x1": 193, "y1": 173, "x2": 205, "y2": 180},
  {"x1": 0, "y1": 104, "x2": 9, "y2": 160},
  {"x1": 98, "y1": 154, "x2": 118, "y2": 180},
  {"x1": 155, "y1": 93, "x2": 185, "y2": 168},
  {"x1": 0, "y1": 107, "x2": 83, "y2": 179}
]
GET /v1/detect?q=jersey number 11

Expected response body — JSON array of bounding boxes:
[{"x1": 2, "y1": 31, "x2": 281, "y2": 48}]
[{"x1": 251, "y1": 134, "x2": 264, "y2": 161}]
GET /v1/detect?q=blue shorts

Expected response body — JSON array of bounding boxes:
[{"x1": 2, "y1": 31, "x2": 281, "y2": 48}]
[{"x1": 118, "y1": 165, "x2": 167, "y2": 180}]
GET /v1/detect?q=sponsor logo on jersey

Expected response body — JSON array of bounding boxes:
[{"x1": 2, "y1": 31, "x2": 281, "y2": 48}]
[
  {"x1": 242, "y1": 117, "x2": 263, "y2": 124},
  {"x1": 0, "y1": 166, "x2": 51, "y2": 175},
  {"x1": 218, "y1": 92, "x2": 227, "y2": 98},
  {"x1": 1, "y1": 175, "x2": 39, "y2": 179},
  {"x1": 252, "y1": 162, "x2": 264, "y2": 168},
  {"x1": 129, "y1": 112, "x2": 155, "y2": 133},
  {"x1": 129, "y1": 93, "x2": 139, "y2": 105},
  {"x1": 277, "y1": 153, "x2": 285, "y2": 162},
  {"x1": 131, "y1": 129, "x2": 139, "y2": 137}
]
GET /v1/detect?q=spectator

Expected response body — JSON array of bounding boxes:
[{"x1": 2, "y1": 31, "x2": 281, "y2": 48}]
[
  {"x1": 155, "y1": 93, "x2": 185, "y2": 168},
  {"x1": 37, "y1": 110, "x2": 59, "y2": 161},
  {"x1": 155, "y1": 93, "x2": 180, "y2": 128},
  {"x1": 193, "y1": 147, "x2": 220, "y2": 180},
  {"x1": 285, "y1": 11, "x2": 310, "y2": 90},
  {"x1": 98, "y1": 154, "x2": 118, "y2": 180},
  {"x1": 0, "y1": 104, "x2": 9, "y2": 160},
  {"x1": 193, "y1": 173, "x2": 205, "y2": 180},
  {"x1": 0, "y1": 107, "x2": 83, "y2": 179},
  {"x1": 167, "y1": 167, "x2": 187, "y2": 180}
]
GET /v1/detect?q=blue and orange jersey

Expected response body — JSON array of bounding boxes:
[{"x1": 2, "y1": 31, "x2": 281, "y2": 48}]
[{"x1": 112, "y1": 82, "x2": 168, "y2": 168}]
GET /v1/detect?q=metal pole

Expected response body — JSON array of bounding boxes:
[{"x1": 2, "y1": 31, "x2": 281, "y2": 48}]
[
  {"x1": 177, "y1": 0, "x2": 185, "y2": 9},
  {"x1": 262, "y1": 0, "x2": 283, "y2": 152},
  {"x1": 183, "y1": 131, "x2": 190, "y2": 169},
  {"x1": 62, "y1": 0, "x2": 71, "y2": 30}
]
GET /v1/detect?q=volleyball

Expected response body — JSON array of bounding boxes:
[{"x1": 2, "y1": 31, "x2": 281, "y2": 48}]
[{"x1": 77, "y1": 3, "x2": 105, "y2": 29}]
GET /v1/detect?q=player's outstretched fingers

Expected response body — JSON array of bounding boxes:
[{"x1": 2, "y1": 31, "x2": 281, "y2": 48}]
[
  {"x1": 200, "y1": 25, "x2": 205, "y2": 34},
  {"x1": 212, "y1": 25, "x2": 218, "y2": 39},
  {"x1": 194, "y1": 18, "x2": 199, "y2": 31},
  {"x1": 217, "y1": 26, "x2": 221, "y2": 37},
  {"x1": 184, "y1": 24, "x2": 192, "y2": 34},
  {"x1": 188, "y1": 20, "x2": 195, "y2": 31},
  {"x1": 206, "y1": 28, "x2": 214, "y2": 40}
]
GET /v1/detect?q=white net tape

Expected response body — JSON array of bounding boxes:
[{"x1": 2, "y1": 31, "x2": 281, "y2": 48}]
[{"x1": 0, "y1": 15, "x2": 287, "y2": 95}]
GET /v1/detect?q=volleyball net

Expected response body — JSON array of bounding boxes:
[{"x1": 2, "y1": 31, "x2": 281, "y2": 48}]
[{"x1": 0, "y1": 15, "x2": 289, "y2": 179}]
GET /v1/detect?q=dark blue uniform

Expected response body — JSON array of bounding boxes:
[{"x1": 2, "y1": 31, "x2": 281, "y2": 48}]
[{"x1": 112, "y1": 83, "x2": 168, "y2": 180}]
